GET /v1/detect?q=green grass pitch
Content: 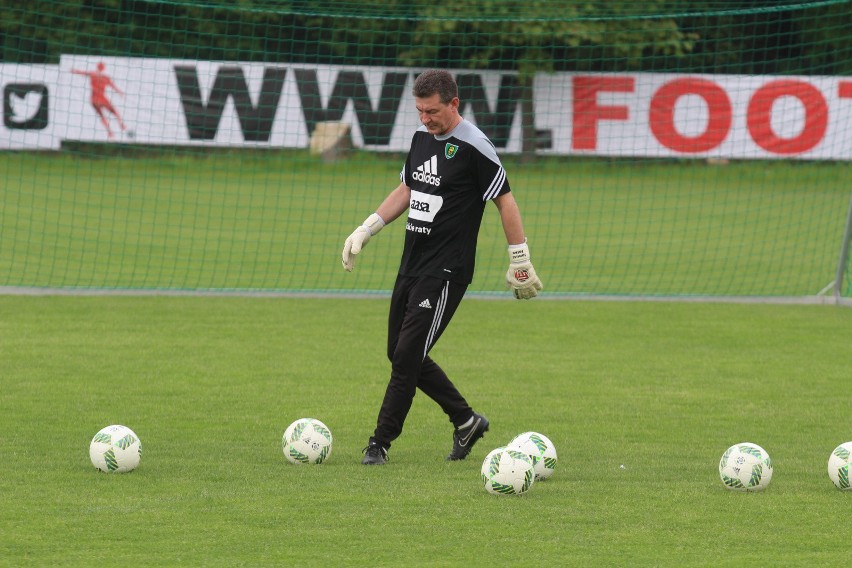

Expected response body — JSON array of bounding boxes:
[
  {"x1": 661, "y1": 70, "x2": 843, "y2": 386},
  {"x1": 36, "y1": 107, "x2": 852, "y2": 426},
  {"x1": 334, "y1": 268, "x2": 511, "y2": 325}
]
[
  {"x1": 1, "y1": 295, "x2": 850, "y2": 566},
  {"x1": 1, "y1": 152, "x2": 849, "y2": 297}
]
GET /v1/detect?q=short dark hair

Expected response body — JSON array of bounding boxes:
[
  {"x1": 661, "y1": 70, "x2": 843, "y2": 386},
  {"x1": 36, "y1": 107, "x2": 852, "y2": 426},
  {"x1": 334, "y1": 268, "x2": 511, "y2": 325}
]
[{"x1": 412, "y1": 69, "x2": 458, "y2": 104}]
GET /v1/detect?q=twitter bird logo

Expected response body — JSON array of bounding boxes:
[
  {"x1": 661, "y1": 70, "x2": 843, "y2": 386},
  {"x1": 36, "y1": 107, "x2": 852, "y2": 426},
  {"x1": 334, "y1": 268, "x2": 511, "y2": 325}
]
[
  {"x1": 9, "y1": 91, "x2": 43, "y2": 122},
  {"x1": 4, "y1": 84, "x2": 48, "y2": 130}
]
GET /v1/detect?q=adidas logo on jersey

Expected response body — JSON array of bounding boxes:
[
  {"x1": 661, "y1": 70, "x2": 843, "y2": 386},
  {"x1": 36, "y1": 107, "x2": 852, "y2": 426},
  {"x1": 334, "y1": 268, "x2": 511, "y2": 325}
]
[
  {"x1": 418, "y1": 299, "x2": 432, "y2": 309},
  {"x1": 412, "y1": 155, "x2": 441, "y2": 187}
]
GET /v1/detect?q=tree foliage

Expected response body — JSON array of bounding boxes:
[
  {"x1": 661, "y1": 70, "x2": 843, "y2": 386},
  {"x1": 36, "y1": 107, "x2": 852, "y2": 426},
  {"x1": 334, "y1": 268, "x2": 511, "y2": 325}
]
[{"x1": 2, "y1": 0, "x2": 850, "y2": 74}]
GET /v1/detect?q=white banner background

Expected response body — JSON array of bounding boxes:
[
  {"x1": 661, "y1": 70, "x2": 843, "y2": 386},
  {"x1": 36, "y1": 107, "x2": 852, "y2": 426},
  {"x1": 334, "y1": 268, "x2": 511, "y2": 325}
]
[{"x1": 3, "y1": 56, "x2": 851, "y2": 160}]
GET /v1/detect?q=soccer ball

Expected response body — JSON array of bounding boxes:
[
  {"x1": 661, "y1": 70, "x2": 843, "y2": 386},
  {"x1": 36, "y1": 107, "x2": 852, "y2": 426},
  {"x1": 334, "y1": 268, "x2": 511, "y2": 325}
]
[
  {"x1": 282, "y1": 418, "x2": 333, "y2": 465},
  {"x1": 718, "y1": 442, "x2": 773, "y2": 492},
  {"x1": 827, "y1": 441, "x2": 851, "y2": 490},
  {"x1": 507, "y1": 431, "x2": 557, "y2": 480},
  {"x1": 89, "y1": 424, "x2": 142, "y2": 473},
  {"x1": 481, "y1": 446, "x2": 536, "y2": 495}
]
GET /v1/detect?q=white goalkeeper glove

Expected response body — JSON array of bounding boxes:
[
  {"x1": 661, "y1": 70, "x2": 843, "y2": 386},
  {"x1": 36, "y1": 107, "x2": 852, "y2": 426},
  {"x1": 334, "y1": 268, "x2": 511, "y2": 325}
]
[
  {"x1": 505, "y1": 240, "x2": 543, "y2": 299},
  {"x1": 342, "y1": 213, "x2": 385, "y2": 272}
]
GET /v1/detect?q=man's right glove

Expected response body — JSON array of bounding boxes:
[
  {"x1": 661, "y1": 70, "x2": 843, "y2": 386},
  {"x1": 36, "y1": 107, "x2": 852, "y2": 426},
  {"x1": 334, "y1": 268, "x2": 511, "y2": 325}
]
[
  {"x1": 342, "y1": 213, "x2": 385, "y2": 272},
  {"x1": 506, "y1": 240, "x2": 543, "y2": 299}
]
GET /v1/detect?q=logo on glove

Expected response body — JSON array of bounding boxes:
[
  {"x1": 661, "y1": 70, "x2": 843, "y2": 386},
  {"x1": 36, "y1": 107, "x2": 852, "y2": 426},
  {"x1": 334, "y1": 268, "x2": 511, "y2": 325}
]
[{"x1": 513, "y1": 269, "x2": 530, "y2": 282}]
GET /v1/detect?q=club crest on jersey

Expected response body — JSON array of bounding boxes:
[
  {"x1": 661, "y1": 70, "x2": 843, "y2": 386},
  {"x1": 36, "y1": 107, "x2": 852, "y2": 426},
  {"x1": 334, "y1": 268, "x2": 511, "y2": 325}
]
[{"x1": 445, "y1": 143, "x2": 459, "y2": 159}]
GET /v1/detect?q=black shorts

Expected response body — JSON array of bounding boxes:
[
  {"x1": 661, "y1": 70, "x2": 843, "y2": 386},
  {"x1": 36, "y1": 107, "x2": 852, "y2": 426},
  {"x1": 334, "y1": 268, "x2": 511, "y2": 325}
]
[{"x1": 387, "y1": 274, "x2": 467, "y2": 363}]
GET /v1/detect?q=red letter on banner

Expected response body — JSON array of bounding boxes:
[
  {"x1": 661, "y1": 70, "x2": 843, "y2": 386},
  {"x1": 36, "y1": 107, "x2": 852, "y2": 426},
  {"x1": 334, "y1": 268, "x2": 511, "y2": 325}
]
[
  {"x1": 649, "y1": 78, "x2": 731, "y2": 153},
  {"x1": 572, "y1": 76, "x2": 634, "y2": 150},
  {"x1": 747, "y1": 80, "x2": 828, "y2": 155},
  {"x1": 840, "y1": 81, "x2": 852, "y2": 99}
]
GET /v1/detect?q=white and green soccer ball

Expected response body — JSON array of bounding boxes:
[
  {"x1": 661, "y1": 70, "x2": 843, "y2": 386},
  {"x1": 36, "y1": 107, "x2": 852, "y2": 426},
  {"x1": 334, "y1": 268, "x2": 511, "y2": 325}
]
[
  {"x1": 507, "y1": 431, "x2": 557, "y2": 481},
  {"x1": 481, "y1": 446, "x2": 536, "y2": 495},
  {"x1": 719, "y1": 442, "x2": 773, "y2": 492},
  {"x1": 89, "y1": 424, "x2": 142, "y2": 473},
  {"x1": 827, "y1": 441, "x2": 851, "y2": 490},
  {"x1": 282, "y1": 418, "x2": 333, "y2": 465}
]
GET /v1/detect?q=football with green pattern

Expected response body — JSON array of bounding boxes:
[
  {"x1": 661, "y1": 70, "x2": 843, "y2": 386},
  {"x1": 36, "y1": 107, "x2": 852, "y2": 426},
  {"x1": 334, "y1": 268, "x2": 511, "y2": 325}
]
[
  {"x1": 282, "y1": 418, "x2": 333, "y2": 465},
  {"x1": 507, "y1": 431, "x2": 558, "y2": 480},
  {"x1": 89, "y1": 424, "x2": 142, "y2": 473},
  {"x1": 719, "y1": 442, "x2": 773, "y2": 492},
  {"x1": 481, "y1": 446, "x2": 535, "y2": 495},
  {"x1": 827, "y1": 442, "x2": 851, "y2": 490}
]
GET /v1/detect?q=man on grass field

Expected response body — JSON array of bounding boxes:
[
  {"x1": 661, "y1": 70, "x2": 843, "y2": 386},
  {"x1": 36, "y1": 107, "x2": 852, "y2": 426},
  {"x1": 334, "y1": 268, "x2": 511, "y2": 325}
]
[{"x1": 342, "y1": 69, "x2": 543, "y2": 466}]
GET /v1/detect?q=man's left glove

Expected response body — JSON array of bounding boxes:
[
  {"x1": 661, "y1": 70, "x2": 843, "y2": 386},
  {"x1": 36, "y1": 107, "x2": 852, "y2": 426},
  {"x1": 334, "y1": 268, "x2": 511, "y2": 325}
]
[
  {"x1": 505, "y1": 240, "x2": 543, "y2": 299},
  {"x1": 342, "y1": 213, "x2": 385, "y2": 272}
]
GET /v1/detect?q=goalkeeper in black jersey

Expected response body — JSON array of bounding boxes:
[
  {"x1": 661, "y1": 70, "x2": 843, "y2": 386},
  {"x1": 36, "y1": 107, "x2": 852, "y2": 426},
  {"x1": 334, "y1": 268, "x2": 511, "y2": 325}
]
[{"x1": 342, "y1": 69, "x2": 543, "y2": 465}]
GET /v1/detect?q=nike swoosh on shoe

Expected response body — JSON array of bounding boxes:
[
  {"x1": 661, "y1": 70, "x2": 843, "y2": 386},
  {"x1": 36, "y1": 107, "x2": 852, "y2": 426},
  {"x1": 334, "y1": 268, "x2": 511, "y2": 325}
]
[{"x1": 458, "y1": 417, "x2": 482, "y2": 447}]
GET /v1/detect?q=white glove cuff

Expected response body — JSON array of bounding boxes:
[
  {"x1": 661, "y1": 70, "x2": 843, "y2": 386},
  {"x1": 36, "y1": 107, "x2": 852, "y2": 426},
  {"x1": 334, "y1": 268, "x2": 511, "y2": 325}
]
[
  {"x1": 507, "y1": 239, "x2": 530, "y2": 264},
  {"x1": 363, "y1": 213, "x2": 385, "y2": 236}
]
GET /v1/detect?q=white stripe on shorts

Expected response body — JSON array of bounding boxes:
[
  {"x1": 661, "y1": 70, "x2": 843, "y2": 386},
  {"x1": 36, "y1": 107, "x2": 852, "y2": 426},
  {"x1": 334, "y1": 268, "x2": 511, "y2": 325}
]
[{"x1": 423, "y1": 281, "x2": 449, "y2": 360}]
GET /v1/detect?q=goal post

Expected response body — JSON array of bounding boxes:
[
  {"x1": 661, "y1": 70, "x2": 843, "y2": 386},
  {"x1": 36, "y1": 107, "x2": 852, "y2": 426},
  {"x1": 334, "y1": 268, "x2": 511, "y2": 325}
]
[
  {"x1": 835, "y1": 192, "x2": 852, "y2": 303},
  {"x1": 1, "y1": 0, "x2": 851, "y2": 303}
]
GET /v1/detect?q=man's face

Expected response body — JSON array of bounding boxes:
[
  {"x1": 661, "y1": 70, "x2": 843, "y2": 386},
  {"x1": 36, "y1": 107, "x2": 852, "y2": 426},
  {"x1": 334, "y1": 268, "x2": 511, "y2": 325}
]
[{"x1": 415, "y1": 93, "x2": 460, "y2": 136}]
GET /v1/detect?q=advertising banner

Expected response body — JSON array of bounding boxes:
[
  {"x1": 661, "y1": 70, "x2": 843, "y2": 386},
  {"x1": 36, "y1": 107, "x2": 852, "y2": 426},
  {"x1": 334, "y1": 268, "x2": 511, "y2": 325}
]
[{"x1": 4, "y1": 55, "x2": 852, "y2": 160}]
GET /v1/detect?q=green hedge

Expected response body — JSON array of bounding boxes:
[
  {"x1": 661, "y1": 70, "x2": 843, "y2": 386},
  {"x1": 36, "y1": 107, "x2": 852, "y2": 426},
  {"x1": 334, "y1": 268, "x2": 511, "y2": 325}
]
[{"x1": 2, "y1": 0, "x2": 851, "y2": 74}]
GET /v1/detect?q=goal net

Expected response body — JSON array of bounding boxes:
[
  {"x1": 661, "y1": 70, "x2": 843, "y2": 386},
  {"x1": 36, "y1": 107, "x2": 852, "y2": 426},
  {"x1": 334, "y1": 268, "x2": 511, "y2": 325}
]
[{"x1": 1, "y1": 0, "x2": 851, "y2": 301}]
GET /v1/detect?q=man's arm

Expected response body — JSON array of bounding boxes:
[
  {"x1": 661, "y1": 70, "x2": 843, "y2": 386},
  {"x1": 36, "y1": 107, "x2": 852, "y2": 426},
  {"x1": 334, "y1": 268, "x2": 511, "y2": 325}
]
[
  {"x1": 342, "y1": 183, "x2": 411, "y2": 272},
  {"x1": 493, "y1": 192, "x2": 543, "y2": 299},
  {"x1": 108, "y1": 79, "x2": 125, "y2": 97},
  {"x1": 375, "y1": 183, "x2": 411, "y2": 224},
  {"x1": 493, "y1": 192, "x2": 525, "y2": 245}
]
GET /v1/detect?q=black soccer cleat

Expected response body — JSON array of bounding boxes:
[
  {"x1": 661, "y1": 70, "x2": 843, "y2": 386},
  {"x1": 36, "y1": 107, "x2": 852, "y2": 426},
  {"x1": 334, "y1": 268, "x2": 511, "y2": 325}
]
[
  {"x1": 446, "y1": 413, "x2": 489, "y2": 461},
  {"x1": 361, "y1": 440, "x2": 389, "y2": 465}
]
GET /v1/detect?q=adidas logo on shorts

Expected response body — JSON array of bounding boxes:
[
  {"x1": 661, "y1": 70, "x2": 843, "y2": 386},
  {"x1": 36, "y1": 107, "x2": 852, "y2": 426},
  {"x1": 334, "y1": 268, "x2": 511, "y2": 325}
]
[{"x1": 418, "y1": 299, "x2": 432, "y2": 309}]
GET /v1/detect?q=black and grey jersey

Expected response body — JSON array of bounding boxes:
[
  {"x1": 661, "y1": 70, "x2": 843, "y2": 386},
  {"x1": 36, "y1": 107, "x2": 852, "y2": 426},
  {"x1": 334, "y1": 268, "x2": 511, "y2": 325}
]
[{"x1": 398, "y1": 119, "x2": 510, "y2": 285}]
